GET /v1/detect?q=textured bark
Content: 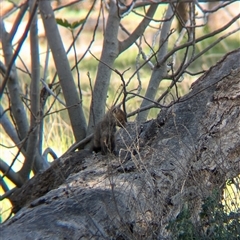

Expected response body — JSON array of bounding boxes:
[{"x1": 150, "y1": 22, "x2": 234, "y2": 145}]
[{"x1": 1, "y1": 49, "x2": 240, "y2": 239}]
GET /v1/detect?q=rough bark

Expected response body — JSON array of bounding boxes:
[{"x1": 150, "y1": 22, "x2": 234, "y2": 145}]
[{"x1": 1, "y1": 49, "x2": 240, "y2": 239}]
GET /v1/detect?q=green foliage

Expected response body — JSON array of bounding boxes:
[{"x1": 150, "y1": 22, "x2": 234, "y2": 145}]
[
  {"x1": 167, "y1": 205, "x2": 197, "y2": 240},
  {"x1": 200, "y1": 190, "x2": 240, "y2": 240},
  {"x1": 167, "y1": 189, "x2": 240, "y2": 240},
  {"x1": 56, "y1": 18, "x2": 85, "y2": 30}
]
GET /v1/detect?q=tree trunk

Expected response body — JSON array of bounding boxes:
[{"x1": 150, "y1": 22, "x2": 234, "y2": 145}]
[{"x1": 1, "y1": 49, "x2": 240, "y2": 239}]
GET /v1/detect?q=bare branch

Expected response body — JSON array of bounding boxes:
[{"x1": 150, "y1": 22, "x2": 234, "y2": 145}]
[
  {"x1": 0, "y1": 21, "x2": 29, "y2": 145},
  {"x1": 0, "y1": 105, "x2": 21, "y2": 148},
  {"x1": 40, "y1": 79, "x2": 66, "y2": 107},
  {"x1": 42, "y1": 147, "x2": 58, "y2": 161},
  {"x1": 9, "y1": 1, "x2": 29, "y2": 42},
  {"x1": 19, "y1": 0, "x2": 40, "y2": 180},
  {"x1": 119, "y1": 3, "x2": 158, "y2": 53},
  {"x1": 137, "y1": 4, "x2": 174, "y2": 121},
  {"x1": 0, "y1": 159, "x2": 24, "y2": 187},
  {"x1": 87, "y1": 0, "x2": 121, "y2": 134},
  {"x1": 0, "y1": 2, "x2": 38, "y2": 99},
  {"x1": 39, "y1": 0, "x2": 87, "y2": 142}
]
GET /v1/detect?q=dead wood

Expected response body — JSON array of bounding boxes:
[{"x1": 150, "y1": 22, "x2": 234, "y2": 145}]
[{"x1": 1, "y1": 49, "x2": 240, "y2": 240}]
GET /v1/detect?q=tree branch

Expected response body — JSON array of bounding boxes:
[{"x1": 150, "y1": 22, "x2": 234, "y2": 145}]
[
  {"x1": 137, "y1": 4, "x2": 174, "y2": 121},
  {"x1": 0, "y1": 159, "x2": 24, "y2": 187},
  {"x1": 118, "y1": 3, "x2": 158, "y2": 53},
  {"x1": 0, "y1": 2, "x2": 38, "y2": 99},
  {"x1": 19, "y1": 0, "x2": 40, "y2": 180},
  {"x1": 87, "y1": 0, "x2": 121, "y2": 134},
  {"x1": 38, "y1": 0, "x2": 87, "y2": 142}
]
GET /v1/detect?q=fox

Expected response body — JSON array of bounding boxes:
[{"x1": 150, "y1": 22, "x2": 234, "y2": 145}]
[{"x1": 93, "y1": 107, "x2": 127, "y2": 155}]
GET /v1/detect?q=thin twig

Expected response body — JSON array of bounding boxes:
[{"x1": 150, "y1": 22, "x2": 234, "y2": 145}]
[{"x1": 0, "y1": 0, "x2": 38, "y2": 99}]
